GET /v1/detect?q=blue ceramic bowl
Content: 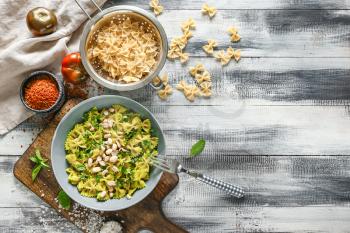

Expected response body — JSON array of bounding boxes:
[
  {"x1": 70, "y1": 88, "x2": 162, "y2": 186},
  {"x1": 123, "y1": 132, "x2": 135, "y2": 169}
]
[
  {"x1": 51, "y1": 95, "x2": 165, "y2": 211},
  {"x1": 20, "y1": 71, "x2": 65, "y2": 113}
]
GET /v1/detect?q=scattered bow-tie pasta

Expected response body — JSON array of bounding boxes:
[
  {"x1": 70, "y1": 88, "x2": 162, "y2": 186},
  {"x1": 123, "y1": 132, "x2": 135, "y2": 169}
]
[
  {"x1": 152, "y1": 73, "x2": 168, "y2": 87},
  {"x1": 167, "y1": 18, "x2": 196, "y2": 64},
  {"x1": 200, "y1": 81, "x2": 212, "y2": 97},
  {"x1": 202, "y1": 3, "x2": 217, "y2": 18},
  {"x1": 149, "y1": 0, "x2": 164, "y2": 16},
  {"x1": 158, "y1": 84, "x2": 173, "y2": 100},
  {"x1": 195, "y1": 70, "x2": 211, "y2": 83},
  {"x1": 202, "y1": 39, "x2": 218, "y2": 54},
  {"x1": 227, "y1": 26, "x2": 241, "y2": 42},
  {"x1": 214, "y1": 46, "x2": 240, "y2": 65},
  {"x1": 87, "y1": 17, "x2": 160, "y2": 84},
  {"x1": 189, "y1": 63, "x2": 205, "y2": 76},
  {"x1": 177, "y1": 80, "x2": 201, "y2": 102},
  {"x1": 190, "y1": 64, "x2": 212, "y2": 97}
]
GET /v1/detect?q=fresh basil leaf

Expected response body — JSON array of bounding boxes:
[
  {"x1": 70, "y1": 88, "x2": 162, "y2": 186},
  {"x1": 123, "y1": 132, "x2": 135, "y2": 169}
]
[
  {"x1": 40, "y1": 161, "x2": 50, "y2": 168},
  {"x1": 57, "y1": 190, "x2": 71, "y2": 210},
  {"x1": 190, "y1": 139, "x2": 206, "y2": 157},
  {"x1": 35, "y1": 149, "x2": 44, "y2": 161},
  {"x1": 32, "y1": 164, "x2": 42, "y2": 181},
  {"x1": 29, "y1": 156, "x2": 39, "y2": 163}
]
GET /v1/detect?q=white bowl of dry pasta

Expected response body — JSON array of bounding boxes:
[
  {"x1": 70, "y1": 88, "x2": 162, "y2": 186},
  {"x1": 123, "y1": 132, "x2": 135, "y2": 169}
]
[{"x1": 79, "y1": 5, "x2": 168, "y2": 91}]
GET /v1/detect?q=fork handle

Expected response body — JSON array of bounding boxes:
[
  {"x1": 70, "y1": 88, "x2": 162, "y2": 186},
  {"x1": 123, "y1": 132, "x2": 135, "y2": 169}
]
[{"x1": 196, "y1": 174, "x2": 245, "y2": 198}]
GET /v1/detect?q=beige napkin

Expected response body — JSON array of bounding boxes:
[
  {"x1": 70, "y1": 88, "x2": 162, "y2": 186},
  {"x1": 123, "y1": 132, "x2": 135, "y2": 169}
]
[{"x1": 0, "y1": 0, "x2": 107, "y2": 135}]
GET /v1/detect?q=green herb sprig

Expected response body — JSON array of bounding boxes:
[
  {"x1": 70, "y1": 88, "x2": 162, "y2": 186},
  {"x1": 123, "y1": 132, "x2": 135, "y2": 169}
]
[
  {"x1": 29, "y1": 149, "x2": 50, "y2": 181},
  {"x1": 190, "y1": 139, "x2": 206, "y2": 157},
  {"x1": 57, "y1": 189, "x2": 71, "y2": 210}
]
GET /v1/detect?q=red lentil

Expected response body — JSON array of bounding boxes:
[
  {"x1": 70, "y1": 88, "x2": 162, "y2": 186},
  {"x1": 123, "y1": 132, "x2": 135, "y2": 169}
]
[{"x1": 24, "y1": 75, "x2": 59, "y2": 110}]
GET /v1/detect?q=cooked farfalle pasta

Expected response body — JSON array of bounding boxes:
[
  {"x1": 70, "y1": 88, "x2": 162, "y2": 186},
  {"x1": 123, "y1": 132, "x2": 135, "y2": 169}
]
[
  {"x1": 87, "y1": 18, "x2": 159, "y2": 83},
  {"x1": 167, "y1": 18, "x2": 196, "y2": 63},
  {"x1": 158, "y1": 84, "x2": 173, "y2": 100},
  {"x1": 202, "y1": 39, "x2": 218, "y2": 54},
  {"x1": 65, "y1": 105, "x2": 159, "y2": 201},
  {"x1": 202, "y1": 3, "x2": 217, "y2": 18},
  {"x1": 149, "y1": 0, "x2": 164, "y2": 16},
  {"x1": 227, "y1": 26, "x2": 241, "y2": 42}
]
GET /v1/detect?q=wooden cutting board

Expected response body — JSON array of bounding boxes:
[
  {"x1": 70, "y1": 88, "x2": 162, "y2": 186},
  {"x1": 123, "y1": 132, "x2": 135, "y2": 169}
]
[{"x1": 13, "y1": 99, "x2": 187, "y2": 233}]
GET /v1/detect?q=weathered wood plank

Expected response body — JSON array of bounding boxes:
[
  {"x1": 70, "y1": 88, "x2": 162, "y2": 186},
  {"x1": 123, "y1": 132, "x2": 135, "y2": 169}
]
[
  {"x1": 3, "y1": 103, "x2": 350, "y2": 155},
  {"x1": 1, "y1": 206, "x2": 350, "y2": 233},
  {"x1": 3, "y1": 156, "x2": 350, "y2": 207},
  {"x1": 108, "y1": 0, "x2": 350, "y2": 10},
  {"x1": 135, "y1": 9, "x2": 350, "y2": 58}
]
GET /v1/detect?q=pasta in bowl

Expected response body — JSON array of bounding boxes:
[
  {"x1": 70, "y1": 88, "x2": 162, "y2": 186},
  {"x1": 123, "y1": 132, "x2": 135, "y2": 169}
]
[{"x1": 51, "y1": 95, "x2": 165, "y2": 211}]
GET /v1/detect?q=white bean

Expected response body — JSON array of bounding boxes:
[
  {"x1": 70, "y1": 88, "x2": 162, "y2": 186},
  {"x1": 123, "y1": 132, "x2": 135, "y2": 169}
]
[
  {"x1": 112, "y1": 143, "x2": 118, "y2": 151},
  {"x1": 104, "y1": 133, "x2": 111, "y2": 139},
  {"x1": 107, "y1": 138, "x2": 113, "y2": 145},
  {"x1": 99, "y1": 191, "x2": 106, "y2": 198},
  {"x1": 96, "y1": 156, "x2": 102, "y2": 162},
  {"x1": 112, "y1": 166, "x2": 118, "y2": 173},
  {"x1": 89, "y1": 127, "x2": 95, "y2": 132},
  {"x1": 109, "y1": 192, "x2": 114, "y2": 198},
  {"x1": 105, "y1": 148, "x2": 113, "y2": 155},
  {"x1": 91, "y1": 167, "x2": 101, "y2": 173},
  {"x1": 99, "y1": 161, "x2": 106, "y2": 167},
  {"x1": 106, "y1": 181, "x2": 116, "y2": 187},
  {"x1": 103, "y1": 111, "x2": 109, "y2": 116},
  {"x1": 87, "y1": 158, "x2": 93, "y2": 167},
  {"x1": 104, "y1": 156, "x2": 110, "y2": 162},
  {"x1": 101, "y1": 169, "x2": 108, "y2": 176},
  {"x1": 109, "y1": 155, "x2": 118, "y2": 163},
  {"x1": 109, "y1": 108, "x2": 115, "y2": 113}
]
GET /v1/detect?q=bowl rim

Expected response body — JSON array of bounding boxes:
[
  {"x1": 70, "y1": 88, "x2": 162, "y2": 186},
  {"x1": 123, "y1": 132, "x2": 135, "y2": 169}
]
[
  {"x1": 79, "y1": 5, "x2": 169, "y2": 91},
  {"x1": 20, "y1": 71, "x2": 64, "y2": 113},
  {"x1": 51, "y1": 95, "x2": 165, "y2": 211}
]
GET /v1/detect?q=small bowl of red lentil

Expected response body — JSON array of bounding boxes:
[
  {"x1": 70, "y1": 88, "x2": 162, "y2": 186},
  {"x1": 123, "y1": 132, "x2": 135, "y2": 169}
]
[{"x1": 20, "y1": 71, "x2": 65, "y2": 113}]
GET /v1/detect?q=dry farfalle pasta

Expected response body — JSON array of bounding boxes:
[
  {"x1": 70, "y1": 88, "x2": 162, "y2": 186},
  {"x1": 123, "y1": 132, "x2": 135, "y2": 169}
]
[
  {"x1": 202, "y1": 39, "x2": 218, "y2": 54},
  {"x1": 214, "y1": 46, "x2": 240, "y2": 65},
  {"x1": 167, "y1": 18, "x2": 196, "y2": 64},
  {"x1": 177, "y1": 80, "x2": 199, "y2": 101},
  {"x1": 87, "y1": 17, "x2": 159, "y2": 83},
  {"x1": 195, "y1": 70, "x2": 211, "y2": 83},
  {"x1": 202, "y1": 3, "x2": 217, "y2": 18},
  {"x1": 188, "y1": 64, "x2": 213, "y2": 99},
  {"x1": 189, "y1": 64, "x2": 205, "y2": 77},
  {"x1": 152, "y1": 73, "x2": 168, "y2": 87},
  {"x1": 184, "y1": 85, "x2": 201, "y2": 101},
  {"x1": 158, "y1": 84, "x2": 173, "y2": 100},
  {"x1": 149, "y1": 0, "x2": 164, "y2": 16},
  {"x1": 200, "y1": 81, "x2": 212, "y2": 97},
  {"x1": 228, "y1": 26, "x2": 241, "y2": 42}
]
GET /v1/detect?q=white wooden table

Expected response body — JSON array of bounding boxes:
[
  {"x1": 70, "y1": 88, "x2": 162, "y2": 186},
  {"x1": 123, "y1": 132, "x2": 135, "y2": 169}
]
[{"x1": 1, "y1": 0, "x2": 350, "y2": 232}]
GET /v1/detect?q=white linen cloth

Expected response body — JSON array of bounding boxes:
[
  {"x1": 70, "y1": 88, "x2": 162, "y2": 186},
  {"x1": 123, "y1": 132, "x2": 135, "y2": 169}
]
[{"x1": 0, "y1": 0, "x2": 107, "y2": 135}]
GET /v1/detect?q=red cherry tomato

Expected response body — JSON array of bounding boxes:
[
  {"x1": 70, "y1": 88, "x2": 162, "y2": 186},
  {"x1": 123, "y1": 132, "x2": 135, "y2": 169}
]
[{"x1": 61, "y1": 52, "x2": 87, "y2": 84}]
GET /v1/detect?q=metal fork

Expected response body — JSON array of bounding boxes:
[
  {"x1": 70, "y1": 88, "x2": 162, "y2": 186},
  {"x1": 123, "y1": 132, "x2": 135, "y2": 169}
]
[{"x1": 150, "y1": 157, "x2": 245, "y2": 198}]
